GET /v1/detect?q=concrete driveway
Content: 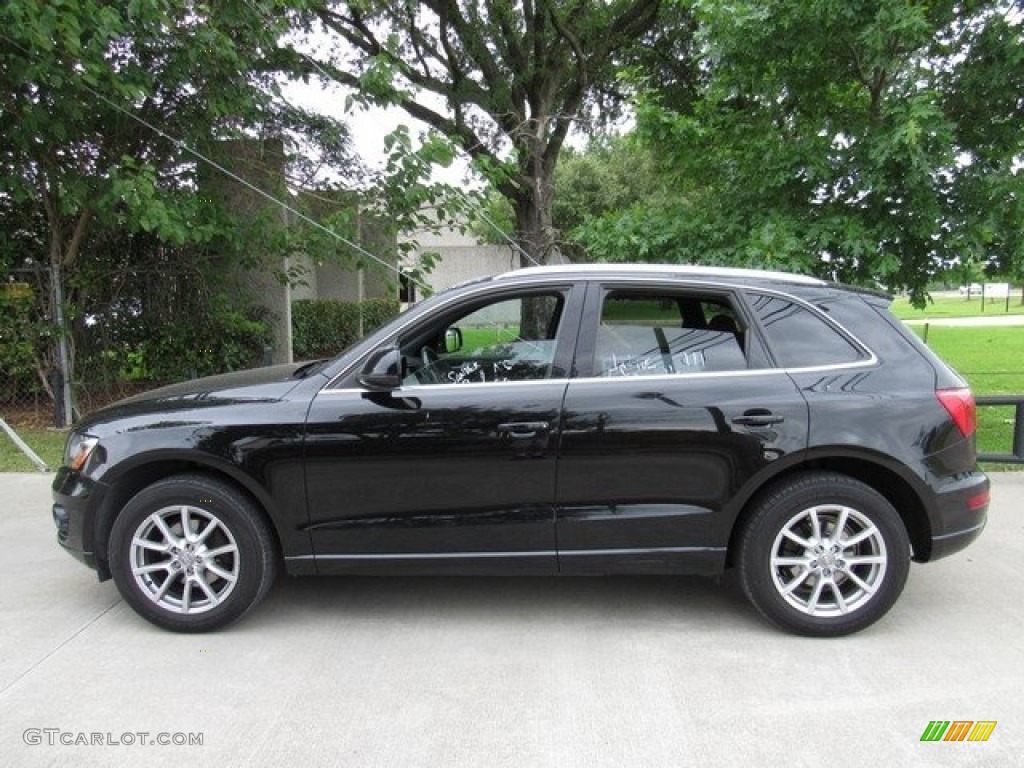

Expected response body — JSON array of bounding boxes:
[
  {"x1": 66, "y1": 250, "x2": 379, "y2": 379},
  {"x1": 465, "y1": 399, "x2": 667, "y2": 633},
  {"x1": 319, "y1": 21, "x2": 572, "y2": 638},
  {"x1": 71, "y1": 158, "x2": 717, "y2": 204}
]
[{"x1": 1, "y1": 472, "x2": 1021, "y2": 768}]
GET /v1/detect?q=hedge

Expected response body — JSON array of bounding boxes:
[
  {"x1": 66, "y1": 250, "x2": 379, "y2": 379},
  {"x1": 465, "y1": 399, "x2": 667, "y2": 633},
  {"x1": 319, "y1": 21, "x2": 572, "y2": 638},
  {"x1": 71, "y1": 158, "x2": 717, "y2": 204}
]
[{"x1": 292, "y1": 297, "x2": 401, "y2": 359}]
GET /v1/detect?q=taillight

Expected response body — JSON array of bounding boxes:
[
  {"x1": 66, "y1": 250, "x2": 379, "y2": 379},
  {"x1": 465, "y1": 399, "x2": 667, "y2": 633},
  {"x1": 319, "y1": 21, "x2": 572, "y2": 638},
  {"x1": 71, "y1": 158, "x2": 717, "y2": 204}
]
[{"x1": 936, "y1": 388, "x2": 976, "y2": 437}]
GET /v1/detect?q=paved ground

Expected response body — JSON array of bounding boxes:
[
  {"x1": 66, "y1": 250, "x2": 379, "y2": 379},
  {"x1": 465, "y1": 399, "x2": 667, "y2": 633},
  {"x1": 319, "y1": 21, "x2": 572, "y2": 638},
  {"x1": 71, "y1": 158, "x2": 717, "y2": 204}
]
[{"x1": 1, "y1": 472, "x2": 1021, "y2": 768}]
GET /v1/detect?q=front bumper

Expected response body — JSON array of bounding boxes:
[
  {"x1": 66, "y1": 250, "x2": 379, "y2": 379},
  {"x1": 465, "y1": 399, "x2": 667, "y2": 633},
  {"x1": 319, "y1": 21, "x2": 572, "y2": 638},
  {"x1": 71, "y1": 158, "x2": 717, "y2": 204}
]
[
  {"x1": 925, "y1": 470, "x2": 989, "y2": 561},
  {"x1": 52, "y1": 466, "x2": 110, "y2": 579}
]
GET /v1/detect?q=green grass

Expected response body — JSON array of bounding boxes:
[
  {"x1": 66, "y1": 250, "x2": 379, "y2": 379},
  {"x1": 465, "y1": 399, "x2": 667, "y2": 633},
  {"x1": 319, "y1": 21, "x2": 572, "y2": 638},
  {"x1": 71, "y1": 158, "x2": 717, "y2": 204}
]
[
  {"x1": 910, "y1": 326, "x2": 1024, "y2": 470},
  {"x1": 0, "y1": 427, "x2": 66, "y2": 472},
  {"x1": 891, "y1": 294, "x2": 1024, "y2": 320}
]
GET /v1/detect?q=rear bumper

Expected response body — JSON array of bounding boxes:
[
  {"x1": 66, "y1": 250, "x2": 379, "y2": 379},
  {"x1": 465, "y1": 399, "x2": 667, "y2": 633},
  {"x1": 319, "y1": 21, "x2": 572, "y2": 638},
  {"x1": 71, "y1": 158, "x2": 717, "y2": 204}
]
[{"x1": 925, "y1": 470, "x2": 989, "y2": 561}]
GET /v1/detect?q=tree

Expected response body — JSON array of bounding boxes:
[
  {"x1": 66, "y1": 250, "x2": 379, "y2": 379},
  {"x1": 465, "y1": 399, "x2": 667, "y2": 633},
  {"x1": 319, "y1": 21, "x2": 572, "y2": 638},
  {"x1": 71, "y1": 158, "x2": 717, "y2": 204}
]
[
  {"x1": 297, "y1": 1, "x2": 696, "y2": 265},
  {"x1": 470, "y1": 134, "x2": 668, "y2": 261},
  {"x1": 0, "y1": 0, "x2": 356, "y2": 420},
  {"x1": 615, "y1": 0, "x2": 1024, "y2": 304}
]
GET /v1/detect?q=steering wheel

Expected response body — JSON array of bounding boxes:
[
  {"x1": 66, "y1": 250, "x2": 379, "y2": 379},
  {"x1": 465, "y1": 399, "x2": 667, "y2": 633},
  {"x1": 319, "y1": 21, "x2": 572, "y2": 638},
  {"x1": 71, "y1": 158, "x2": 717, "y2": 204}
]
[{"x1": 414, "y1": 345, "x2": 444, "y2": 385}]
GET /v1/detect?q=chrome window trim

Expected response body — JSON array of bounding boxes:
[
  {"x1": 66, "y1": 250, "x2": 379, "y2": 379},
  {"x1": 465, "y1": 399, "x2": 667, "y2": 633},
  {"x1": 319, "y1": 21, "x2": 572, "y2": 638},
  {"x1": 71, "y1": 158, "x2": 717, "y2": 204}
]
[
  {"x1": 324, "y1": 281, "x2": 576, "y2": 388},
  {"x1": 318, "y1": 357, "x2": 876, "y2": 396},
  {"x1": 321, "y1": 276, "x2": 878, "y2": 392}
]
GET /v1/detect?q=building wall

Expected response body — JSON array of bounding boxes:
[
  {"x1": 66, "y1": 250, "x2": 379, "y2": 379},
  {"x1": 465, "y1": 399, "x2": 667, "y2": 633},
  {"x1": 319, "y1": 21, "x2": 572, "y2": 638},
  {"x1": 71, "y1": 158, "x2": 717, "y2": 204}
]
[
  {"x1": 399, "y1": 217, "x2": 566, "y2": 302},
  {"x1": 203, "y1": 139, "x2": 294, "y2": 364}
]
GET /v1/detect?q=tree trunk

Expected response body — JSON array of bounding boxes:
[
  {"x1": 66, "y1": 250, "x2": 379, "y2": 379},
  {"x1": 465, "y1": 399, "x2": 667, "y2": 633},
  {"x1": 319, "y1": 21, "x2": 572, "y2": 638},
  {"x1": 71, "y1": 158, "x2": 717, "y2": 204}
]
[
  {"x1": 511, "y1": 142, "x2": 558, "y2": 268},
  {"x1": 512, "y1": 177, "x2": 558, "y2": 339}
]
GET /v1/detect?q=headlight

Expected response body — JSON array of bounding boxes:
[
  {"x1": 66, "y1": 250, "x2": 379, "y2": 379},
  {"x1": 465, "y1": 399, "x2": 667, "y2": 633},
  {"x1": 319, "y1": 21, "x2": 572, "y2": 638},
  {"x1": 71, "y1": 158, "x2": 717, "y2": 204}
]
[{"x1": 65, "y1": 433, "x2": 99, "y2": 472}]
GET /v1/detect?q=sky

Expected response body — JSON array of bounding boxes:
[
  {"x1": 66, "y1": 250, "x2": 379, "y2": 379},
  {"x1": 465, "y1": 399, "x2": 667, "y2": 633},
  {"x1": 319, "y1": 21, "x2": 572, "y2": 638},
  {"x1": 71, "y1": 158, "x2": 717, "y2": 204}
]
[{"x1": 280, "y1": 76, "x2": 473, "y2": 187}]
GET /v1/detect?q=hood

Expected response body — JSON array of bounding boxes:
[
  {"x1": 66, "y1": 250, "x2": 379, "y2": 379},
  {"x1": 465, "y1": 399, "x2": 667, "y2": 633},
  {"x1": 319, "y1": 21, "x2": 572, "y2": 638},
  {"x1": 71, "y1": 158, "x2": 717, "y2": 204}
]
[{"x1": 77, "y1": 363, "x2": 314, "y2": 430}]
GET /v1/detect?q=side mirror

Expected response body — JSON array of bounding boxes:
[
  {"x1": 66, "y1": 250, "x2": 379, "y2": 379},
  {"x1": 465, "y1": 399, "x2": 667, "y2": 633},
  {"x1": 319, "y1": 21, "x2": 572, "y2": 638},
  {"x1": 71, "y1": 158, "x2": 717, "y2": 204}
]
[
  {"x1": 358, "y1": 347, "x2": 403, "y2": 391},
  {"x1": 444, "y1": 327, "x2": 463, "y2": 354}
]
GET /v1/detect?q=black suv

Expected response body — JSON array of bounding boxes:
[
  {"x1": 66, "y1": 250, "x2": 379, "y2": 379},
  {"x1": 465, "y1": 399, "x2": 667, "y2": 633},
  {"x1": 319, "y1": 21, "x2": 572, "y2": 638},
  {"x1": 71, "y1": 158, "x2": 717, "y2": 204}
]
[{"x1": 53, "y1": 265, "x2": 989, "y2": 636}]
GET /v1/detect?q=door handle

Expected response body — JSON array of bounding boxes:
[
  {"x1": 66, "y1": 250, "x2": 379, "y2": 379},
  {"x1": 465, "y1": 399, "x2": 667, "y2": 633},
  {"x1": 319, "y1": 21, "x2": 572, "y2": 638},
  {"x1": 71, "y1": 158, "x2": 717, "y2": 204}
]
[
  {"x1": 497, "y1": 421, "x2": 550, "y2": 439},
  {"x1": 731, "y1": 409, "x2": 784, "y2": 427}
]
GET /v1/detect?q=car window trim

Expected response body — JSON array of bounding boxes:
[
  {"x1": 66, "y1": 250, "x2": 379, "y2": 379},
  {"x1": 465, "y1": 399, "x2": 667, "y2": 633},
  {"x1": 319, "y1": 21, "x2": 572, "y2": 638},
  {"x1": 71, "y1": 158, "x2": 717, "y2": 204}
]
[
  {"x1": 572, "y1": 277, "x2": 877, "y2": 370},
  {"x1": 323, "y1": 281, "x2": 585, "y2": 391},
  {"x1": 575, "y1": 281, "x2": 759, "y2": 379}
]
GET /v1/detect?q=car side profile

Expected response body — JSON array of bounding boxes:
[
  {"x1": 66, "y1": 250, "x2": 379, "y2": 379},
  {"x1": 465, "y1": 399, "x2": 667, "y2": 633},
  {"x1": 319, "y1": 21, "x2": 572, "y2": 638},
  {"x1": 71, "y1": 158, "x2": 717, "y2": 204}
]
[{"x1": 52, "y1": 265, "x2": 990, "y2": 636}]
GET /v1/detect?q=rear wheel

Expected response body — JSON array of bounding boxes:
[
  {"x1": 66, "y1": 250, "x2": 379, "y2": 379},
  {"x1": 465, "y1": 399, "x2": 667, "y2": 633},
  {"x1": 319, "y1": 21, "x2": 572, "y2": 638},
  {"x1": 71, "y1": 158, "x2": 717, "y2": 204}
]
[
  {"x1": 108, "y1": 474, "x2": 276, "y2": 632},
  {"x1": 737, "y1": 472, "x2": 910, "y2": 637}
]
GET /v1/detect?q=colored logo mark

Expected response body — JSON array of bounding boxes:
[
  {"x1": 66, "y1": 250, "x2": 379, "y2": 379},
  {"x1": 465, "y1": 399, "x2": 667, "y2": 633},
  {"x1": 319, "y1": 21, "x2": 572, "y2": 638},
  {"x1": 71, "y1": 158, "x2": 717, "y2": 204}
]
[{"x1": 920, "y1": 720, "x2": 997, "y2": 742}]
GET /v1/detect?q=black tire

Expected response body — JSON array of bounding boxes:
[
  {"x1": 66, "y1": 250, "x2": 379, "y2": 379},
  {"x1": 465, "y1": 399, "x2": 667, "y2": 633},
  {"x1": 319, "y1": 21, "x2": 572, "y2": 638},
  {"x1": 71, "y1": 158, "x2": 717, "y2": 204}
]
[
  {"x1": 108, "y1": 474, "x2": 276, "y2": 632},
  {"x1": 736, "y1": 472, "x2": 910, "y2": 637}
]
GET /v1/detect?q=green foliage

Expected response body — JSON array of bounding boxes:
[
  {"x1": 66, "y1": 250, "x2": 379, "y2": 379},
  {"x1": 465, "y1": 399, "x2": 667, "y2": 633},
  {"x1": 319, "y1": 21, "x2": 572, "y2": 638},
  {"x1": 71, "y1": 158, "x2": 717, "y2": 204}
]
[
  {"x1": 1, "y1": 0, "x2": 366, "y2": 413},
  {"x1": 598, "y1": 0, "x2": 1024, "y2": 304},
  {"x1": 0, "y1": 284, "x2": 45, "y2": 401},
  {"x1": 291, "y1": 297, "x2": 400, "y2": 359}
]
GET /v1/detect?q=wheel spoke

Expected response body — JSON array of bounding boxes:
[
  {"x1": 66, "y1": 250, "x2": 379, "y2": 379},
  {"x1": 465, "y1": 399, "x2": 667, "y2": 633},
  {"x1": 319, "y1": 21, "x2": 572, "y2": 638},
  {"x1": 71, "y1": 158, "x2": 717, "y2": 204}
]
[
  {"x1": 152, "y1": 515, "x2": 178, "y2": 546},
  {"x1": 181, "y1": 579, "x2": 193, "y2": 612},
  {"x1": 842, "y1": 569, "x2": 877, "y2": 595},
  {"x1": 152, "y1": 572, "x2": 179, "y2": 602},
  {"x1": 842, "y1": 525, "x2": 879, "y2": 548},
  {"x1": 194, "y1": 574, "x2": 219, "y2": 605},
  {"x1": 205, "y1": 543, "x2": 238, "y2": 559},
  {"x1": 830, "y1": 581, "x2": 849, "y2": 614},
  {"x1": 834, "y1": 507, "x2": 850, "y2": 539},
  {"x1": 133, "y1": 536, "x2": 168, "y2": 553},
  {"x1": 806, "y1": 578, "x2": 826, "y2": 613},
  {"x1": 772, "y1": 556, "x2": 811, "y2": 568},
  {"x1": 204, "y1": 560, "x2": 237, "y2": 583},
  {"x1": 781, "y1": 567, "x2": 812, "y2": 594},
  {"x1": 809, "y1": 508, "x2": 822, "y2": 540},
  {"x1": 133, "y1": 560, "x2": 174, "y2": 576},
  {"x1": 844, "y1": 555, "x2": 886, "y2": 567},
  {"x1": 194, "y1": 518, "x2": 219, "y2": 545},
  {"x1": 782, "y1": 529, "x2": 813, "y2": 549},
  {"x1": 180, "y1": 505, "x2": 192, "y2": 538}
]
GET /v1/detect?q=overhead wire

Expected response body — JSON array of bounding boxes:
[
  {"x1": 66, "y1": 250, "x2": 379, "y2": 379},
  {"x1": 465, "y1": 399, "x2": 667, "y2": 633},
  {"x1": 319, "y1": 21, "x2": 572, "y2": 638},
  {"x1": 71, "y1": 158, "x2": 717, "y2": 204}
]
[
  {"x1": 0, "y1": 30, "x2": 436, "y2": 294},
  {"x1": 3, "y1": 9, "x2": 548, "y2": 296}
]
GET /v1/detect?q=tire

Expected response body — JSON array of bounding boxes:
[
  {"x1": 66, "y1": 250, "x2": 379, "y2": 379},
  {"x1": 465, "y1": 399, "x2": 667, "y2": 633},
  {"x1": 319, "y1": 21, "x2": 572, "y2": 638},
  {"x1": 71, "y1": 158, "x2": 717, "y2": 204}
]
[
  {"x1": 108, "y1": 474, "x2": 277, "y2": 632},
  {"x1": 736, "y1": 472, "x2": 910, "y2": 637}
]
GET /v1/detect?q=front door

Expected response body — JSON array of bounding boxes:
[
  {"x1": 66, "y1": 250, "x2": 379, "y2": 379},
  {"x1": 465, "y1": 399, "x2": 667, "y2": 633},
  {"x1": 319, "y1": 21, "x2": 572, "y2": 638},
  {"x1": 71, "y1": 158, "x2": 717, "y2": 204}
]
[{"x1": 303, "y1": 285, "x2": 584, "y2": 574}]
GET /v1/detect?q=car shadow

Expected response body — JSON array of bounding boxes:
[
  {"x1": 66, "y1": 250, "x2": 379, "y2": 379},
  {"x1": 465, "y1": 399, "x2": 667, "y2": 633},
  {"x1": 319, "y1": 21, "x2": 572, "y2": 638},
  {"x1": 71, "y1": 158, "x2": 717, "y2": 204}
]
[{"x1": 243, "y1": 569, "x2": 767, "y2": 634}]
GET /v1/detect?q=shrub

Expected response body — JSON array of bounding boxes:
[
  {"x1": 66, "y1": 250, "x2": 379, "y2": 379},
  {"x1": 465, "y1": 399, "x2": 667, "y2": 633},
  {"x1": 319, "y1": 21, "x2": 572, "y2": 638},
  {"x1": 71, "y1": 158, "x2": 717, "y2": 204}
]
[
  {"x1": 0, "y1": 283, "x2": 46, "y2": 402},
  {"x1": 292, "y1": 297, "x2": 400, "y2": 359}
]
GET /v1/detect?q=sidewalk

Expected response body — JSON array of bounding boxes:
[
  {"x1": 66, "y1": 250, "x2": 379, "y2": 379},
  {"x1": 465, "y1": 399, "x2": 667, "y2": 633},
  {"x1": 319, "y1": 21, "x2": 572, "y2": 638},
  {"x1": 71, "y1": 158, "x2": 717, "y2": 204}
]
[{"x1": 1, "y1": 472, "x2": 1022, "y2": 767}]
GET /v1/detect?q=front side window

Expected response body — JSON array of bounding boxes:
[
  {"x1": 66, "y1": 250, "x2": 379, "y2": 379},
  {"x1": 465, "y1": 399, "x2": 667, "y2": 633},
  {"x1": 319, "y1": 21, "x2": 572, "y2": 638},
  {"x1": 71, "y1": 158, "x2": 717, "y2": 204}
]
[
  {"x1": 594, "y1": 291, "x2": 747, "y2": 377},
  {"x1": 402, "y1": 293, "x2": 564, "y2": 385},
  {"x1": 748, "y1": 293, "x2": 867, "y2": 368}
]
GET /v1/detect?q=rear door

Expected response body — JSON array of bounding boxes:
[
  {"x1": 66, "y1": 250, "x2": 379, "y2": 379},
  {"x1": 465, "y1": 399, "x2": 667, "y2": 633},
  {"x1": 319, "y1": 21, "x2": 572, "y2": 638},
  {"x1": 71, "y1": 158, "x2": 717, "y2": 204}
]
[{"x1": 555, "y1": 281, "x2": 809, "y2": 574}]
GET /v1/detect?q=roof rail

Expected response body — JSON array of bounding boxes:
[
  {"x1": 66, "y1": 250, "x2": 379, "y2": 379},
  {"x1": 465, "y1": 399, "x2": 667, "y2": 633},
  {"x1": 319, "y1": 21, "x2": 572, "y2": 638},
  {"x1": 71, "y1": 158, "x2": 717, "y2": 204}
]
[{"x1": 496, "y1": 263, "x2": 826, "y2": 286}]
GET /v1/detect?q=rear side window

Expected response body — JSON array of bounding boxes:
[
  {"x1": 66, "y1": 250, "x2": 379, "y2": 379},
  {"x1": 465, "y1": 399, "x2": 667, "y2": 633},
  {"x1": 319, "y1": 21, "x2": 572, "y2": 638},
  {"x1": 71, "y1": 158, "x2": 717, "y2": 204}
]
[
  {"x1": 594, "y1": 291, "x2": 747, "y2": 376},
  {"x1": 749, "y1": 293, "x2": 867, "y2": 368}
]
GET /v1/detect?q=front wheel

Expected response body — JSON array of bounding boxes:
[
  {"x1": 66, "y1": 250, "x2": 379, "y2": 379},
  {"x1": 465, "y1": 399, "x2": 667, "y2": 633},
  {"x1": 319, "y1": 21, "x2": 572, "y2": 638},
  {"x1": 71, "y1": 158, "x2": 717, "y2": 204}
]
[
  {"x1": 108, "y1": 474, "x2": 276, "y2": 632},
  {"x1": 736, "y1": 472, "x2": 910, "y2": 637}
]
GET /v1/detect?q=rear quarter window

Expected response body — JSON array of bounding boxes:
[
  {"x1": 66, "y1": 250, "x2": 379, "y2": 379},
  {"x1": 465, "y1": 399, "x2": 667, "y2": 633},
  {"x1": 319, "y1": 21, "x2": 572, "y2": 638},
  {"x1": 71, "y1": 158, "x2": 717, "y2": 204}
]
[{"x1": 748, "y1": 293, "x2": 868, "y2": 368}]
